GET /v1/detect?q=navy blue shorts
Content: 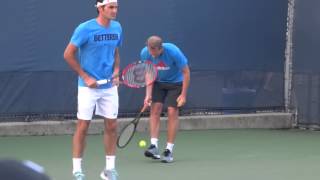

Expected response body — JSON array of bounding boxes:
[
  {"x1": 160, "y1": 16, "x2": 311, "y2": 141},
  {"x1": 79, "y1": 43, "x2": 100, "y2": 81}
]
[{"x1": 152, "y1": 82, "x2": 182, "y2": 107}]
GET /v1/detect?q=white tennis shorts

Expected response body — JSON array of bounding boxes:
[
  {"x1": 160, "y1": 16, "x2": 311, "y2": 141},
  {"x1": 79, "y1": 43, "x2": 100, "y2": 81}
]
[{"x1": 77, "y1": 86, "x2": 119, "y2": 120}]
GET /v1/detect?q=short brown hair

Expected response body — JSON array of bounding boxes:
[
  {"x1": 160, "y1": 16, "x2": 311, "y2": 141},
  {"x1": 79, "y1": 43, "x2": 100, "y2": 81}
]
[{"x1": 146, "y1": 35, "x2": 163, "y2": 49}]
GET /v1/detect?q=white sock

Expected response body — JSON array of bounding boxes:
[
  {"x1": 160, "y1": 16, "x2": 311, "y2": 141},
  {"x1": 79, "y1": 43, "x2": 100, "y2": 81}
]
[
  {"x1": 151, "y1": 138, "x2": 158, "y2": 147},
  {"x1": 72, "y1": 158, "x2": 82, "y2": 174},
  {"x1": 166, "y1": 143, "x2": 174, "y2": 152},
  {"x1": 106, "y1": 156, "x2": 116, "y2": 170}
]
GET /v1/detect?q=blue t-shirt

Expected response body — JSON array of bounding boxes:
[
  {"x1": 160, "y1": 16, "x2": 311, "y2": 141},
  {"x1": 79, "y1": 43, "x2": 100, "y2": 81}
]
[
  {"x1": 140, "y1": 43, "x2": 188, "y2": 83},
  {"x1": 70, "y1": 19, "x2": 122, "y2": 88}
]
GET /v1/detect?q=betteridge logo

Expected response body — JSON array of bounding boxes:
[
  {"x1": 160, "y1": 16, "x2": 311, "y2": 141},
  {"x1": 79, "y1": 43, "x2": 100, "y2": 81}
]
[{"x1": 156, "y1": 61, "x2": 170, "y2": 70}]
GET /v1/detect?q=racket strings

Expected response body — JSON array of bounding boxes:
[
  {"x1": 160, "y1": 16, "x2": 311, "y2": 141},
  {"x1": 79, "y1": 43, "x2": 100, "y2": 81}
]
[
  {"x1": 118, "y1": 123, "x2": 135, "y2": 147},
  {"x1": 122, "y1": 63, "x2": 157, "y2": 88}
]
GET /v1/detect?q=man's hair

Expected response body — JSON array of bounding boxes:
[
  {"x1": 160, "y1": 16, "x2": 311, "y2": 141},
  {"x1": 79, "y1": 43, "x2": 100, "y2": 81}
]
[
  {"x1": 146, "y1": 36, "x2": 163, "y2": 49},
  {"x1": 96, "y1": 0, "x2": 103, "y2": 14},
  {"x1": 96, "y1": 0, "x2": 103, "y2": 4}
]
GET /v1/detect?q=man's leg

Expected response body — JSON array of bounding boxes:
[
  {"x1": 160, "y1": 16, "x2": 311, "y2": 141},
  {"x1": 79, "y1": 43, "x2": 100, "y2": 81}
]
[
  {"x1": 100, "y1": 118, "x2": 118, "y2": 180},
  {"x1": 144, "y1": 102, "x2": 163, "y2": 159},
  {"x1": 74, "y1": 87, "x2": 97, "y2": 178},
  {"x1": 161, "y1": 83, "x2": 182, "y2": 163},
  {"x1": 150, "y1": 102, "x2": 163, "y2": 143},
  {"x1": 73, "y1": 120, "x2": 91, "y2": 158},
  {"x1": 104, "y1": 118, "x2": 117, "y2": 164},
  {"x1": 98, "y1": 86, "x2": 119, "y2": 180},
  {"x1": 166, "y1": 106, "x2": 179, "y2": 145},
  {"x1": 161, "y1": 107, "x2": 179, "y2": 163},
  {"x1": 72, "y1": 120, "x2": 90, "y2": 177}
]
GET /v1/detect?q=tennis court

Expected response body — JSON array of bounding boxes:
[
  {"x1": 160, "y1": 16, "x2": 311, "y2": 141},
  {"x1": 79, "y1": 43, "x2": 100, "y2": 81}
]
[
  {"x1": 1, "y1": 129, "x2": 319, "y2": 180},
  {"x1": 2, "y1": 0, "x2": 320, "y2": 179}
]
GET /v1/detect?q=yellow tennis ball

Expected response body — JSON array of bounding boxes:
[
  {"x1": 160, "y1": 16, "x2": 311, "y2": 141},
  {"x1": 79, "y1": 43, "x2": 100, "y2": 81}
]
[{"x1": 139, "y1": 140, "x2": 147, "y2": 148}]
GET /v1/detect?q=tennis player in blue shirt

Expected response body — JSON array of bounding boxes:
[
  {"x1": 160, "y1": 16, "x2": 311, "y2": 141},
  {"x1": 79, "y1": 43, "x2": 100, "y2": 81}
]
[
  {"x1": 63, "y1": 0, "x2": 121, "y2": 179},
  {"x1": 141, "y1": 36, "x2": 190, "y2": 163}
]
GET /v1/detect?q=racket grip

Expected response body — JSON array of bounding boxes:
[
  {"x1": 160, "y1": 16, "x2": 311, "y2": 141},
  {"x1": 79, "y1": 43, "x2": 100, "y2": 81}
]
[
  {"x1": 97, "y1": 79, "x2": 110, "y2": 85},
  {"x1": 141, "y1": 104, "x2": 149, "y2": 112}
]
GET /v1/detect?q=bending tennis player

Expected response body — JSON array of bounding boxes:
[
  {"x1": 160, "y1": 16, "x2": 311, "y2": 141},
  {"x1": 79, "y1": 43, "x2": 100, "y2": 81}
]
[
  {"x1": 141, "y1": 35, "x2": 190, "y2": 163},
  {"x1": 63, "y1": 0, "x2": 121, "y2": 179}
]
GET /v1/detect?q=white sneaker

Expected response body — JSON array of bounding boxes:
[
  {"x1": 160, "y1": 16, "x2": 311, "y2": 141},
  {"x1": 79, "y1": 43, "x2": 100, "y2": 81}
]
[
  {"x1": 144, "y1": 144, "x2": 161, "y2": 159},
  {"x1": 100, "y1": 169, "x2": 118, "y2": 180},
  {"x1": 161, "y1": 149, "x2": 173, "y2": 163},
  {"x1": 73, "y1": 171, "x2": 85, "y2": 180}
]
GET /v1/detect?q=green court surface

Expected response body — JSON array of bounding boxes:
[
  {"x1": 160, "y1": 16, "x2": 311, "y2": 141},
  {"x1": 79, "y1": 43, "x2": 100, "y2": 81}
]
[{"x1": 1, "y1": 129, "x2": 320, "y2": 180}]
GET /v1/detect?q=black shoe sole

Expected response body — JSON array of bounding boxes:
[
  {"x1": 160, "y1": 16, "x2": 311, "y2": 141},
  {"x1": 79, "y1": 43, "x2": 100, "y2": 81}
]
[{"x1": 144, "y1": 151, "x2": 160, "y2": 159}]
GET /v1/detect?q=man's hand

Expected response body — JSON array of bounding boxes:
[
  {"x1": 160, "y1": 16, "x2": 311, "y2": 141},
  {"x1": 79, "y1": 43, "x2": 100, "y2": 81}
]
[
  {"x1": 144, "y1": 96, "x2": 152, "y2": 107},
  {"x1": 83, "y1": 76, "x2": 97, "y2": 88},
  {"x1": 176, "y1": 94, "x2": 186, "y2": 107}
]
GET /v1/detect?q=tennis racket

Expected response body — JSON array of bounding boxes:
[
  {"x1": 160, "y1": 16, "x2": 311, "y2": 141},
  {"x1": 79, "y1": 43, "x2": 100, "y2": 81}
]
[
  {"x1": 97, "y1": 60, "x2": 158, "y2": 88},
  {"x1": 117, "y1": 105, "x2": 149, "y2": 148}
]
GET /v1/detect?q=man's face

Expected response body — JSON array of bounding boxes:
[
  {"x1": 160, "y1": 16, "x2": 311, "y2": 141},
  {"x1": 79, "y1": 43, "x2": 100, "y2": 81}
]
[
  {"x1": 100, "y1": 3, "x2": 118, "y2": 20},
  {"x1": 147, "y1": 46, "x2": 163, "y2": 58}
]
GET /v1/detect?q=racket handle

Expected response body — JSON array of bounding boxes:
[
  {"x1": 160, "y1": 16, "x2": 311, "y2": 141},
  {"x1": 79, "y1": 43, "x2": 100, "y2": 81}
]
[
  {"x1": 141, "y1": 104, "x2": 149, "y2": 113},
  {"x1": 97, "y1": 79, "x2": 110, "y2": 85}
]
